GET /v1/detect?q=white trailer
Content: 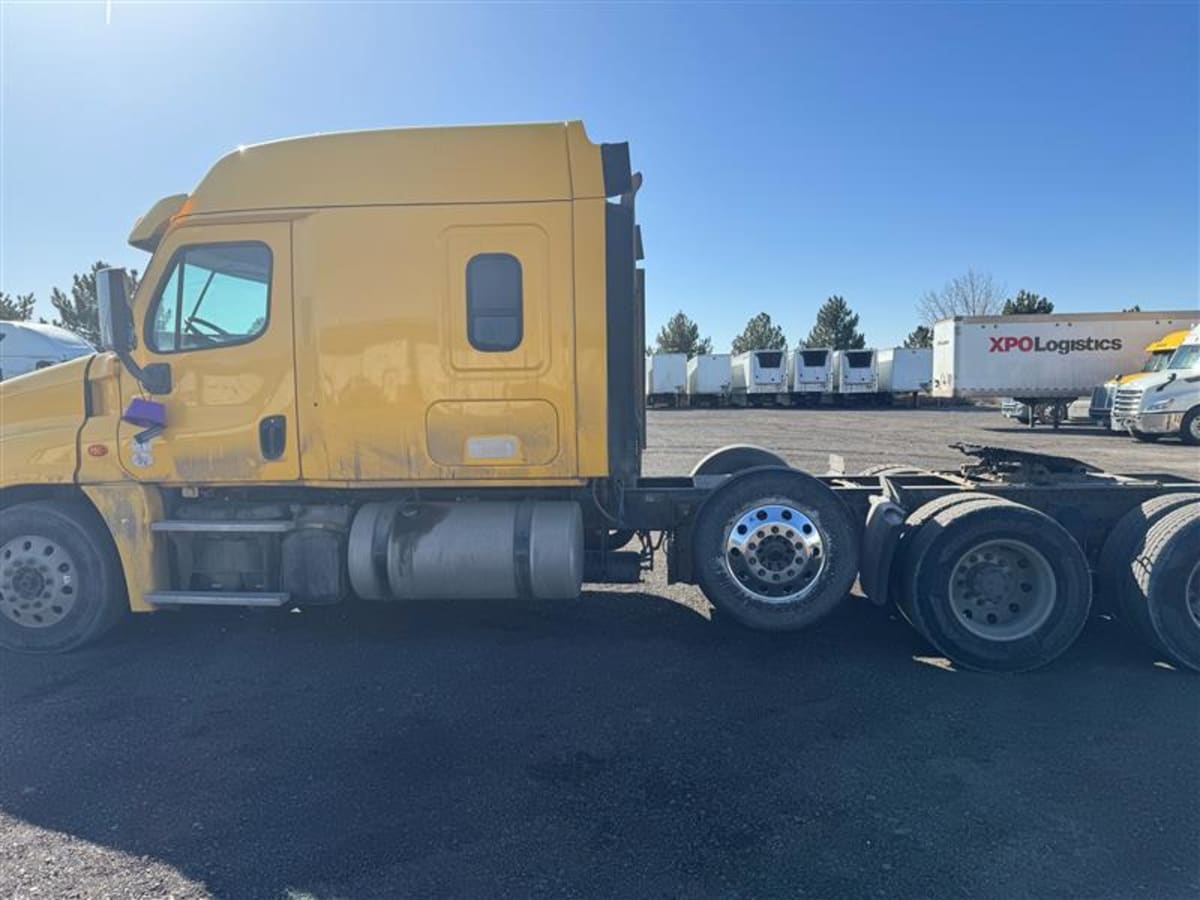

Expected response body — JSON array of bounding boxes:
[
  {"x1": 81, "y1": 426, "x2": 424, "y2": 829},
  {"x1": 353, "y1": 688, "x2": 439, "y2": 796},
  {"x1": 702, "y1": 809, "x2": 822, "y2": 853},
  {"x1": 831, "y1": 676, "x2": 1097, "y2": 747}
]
[
  {"x1": 686, "y1": 353, "x2": 732, "y2": 406},
  {"x1": 646, "y1": 352, "x2": 687, "y2": 407},
  {"x1": 0, "y1": 321, "x2": 94, "y2": 381},
  {"x1": 788, "y1": 347, "x2": 833, "y2": 405},
  {"x1": 876, "y1": 348, "x2": 932, "y2": 403},
  {"x1": 932, "y1": 311, "x2": 1198, "y2": 427},
  {"x1": 832, "y1": 349, "x2": 878, "y2": 398},
  {"x1": 932, "y1": 312, "x2": 1198, "y2": 399},
  {"x1": 731, "y1": 350, "x2": 787, "y2": 406}
]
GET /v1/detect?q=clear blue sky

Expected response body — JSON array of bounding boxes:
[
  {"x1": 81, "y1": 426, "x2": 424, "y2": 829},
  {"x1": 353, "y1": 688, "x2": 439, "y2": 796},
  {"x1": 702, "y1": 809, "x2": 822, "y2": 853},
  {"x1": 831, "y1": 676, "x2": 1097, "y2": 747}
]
[{"x1": 1, "y1": 1, "x2": 1196, "y2": 348}]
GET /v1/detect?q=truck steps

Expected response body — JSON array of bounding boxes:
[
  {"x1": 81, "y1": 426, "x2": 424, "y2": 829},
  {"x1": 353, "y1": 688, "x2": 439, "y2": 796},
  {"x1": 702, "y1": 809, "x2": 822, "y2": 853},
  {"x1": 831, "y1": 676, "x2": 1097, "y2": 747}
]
[
  {"x1": 144, "y1": 591, "x2": 291, "y2": 607},
  {"x1": 151, "y1": 520, "x2": 294, "y2": 533}
]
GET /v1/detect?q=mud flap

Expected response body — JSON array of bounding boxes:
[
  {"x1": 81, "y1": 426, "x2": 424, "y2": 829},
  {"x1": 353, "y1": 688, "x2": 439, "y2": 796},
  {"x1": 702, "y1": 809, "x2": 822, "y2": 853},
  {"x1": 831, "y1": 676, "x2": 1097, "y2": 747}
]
[{"x1": 859, "y1": 496, "x2": 907, "y2": 607}]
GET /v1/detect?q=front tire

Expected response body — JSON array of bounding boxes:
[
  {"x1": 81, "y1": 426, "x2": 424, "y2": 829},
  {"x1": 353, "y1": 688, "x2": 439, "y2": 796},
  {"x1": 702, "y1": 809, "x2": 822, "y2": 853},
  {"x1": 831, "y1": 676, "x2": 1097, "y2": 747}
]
[
  {"x1": 0, "y1": 501, "x2": 126, "y2": 653},
  {"x1": 1180, "y1": 408, "x2": 1200, "y2": 447},
  {"x1": 692, "y1": 469, "x2": 859, "y2": 631}
]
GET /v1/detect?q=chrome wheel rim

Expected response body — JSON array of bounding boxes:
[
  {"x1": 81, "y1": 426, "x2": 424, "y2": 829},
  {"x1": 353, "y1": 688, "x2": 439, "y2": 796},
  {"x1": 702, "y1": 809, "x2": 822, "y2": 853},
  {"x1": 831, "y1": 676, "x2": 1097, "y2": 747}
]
[
  {"x1": 0, "y1": 534, "x2": 79, "y2": 629},
  {"x1": 723, "y1": 503, "x2": 826, "y2": 603},
  {"x1": 1186, "y1": 561, "x2": 1200, "y2": 631},
  {"x1": 948, "y1": 539, "x2": 1055, "y2": 641},
  {"x1": 1189, "y1": 417, "x2": 1200, "y2": 441}
]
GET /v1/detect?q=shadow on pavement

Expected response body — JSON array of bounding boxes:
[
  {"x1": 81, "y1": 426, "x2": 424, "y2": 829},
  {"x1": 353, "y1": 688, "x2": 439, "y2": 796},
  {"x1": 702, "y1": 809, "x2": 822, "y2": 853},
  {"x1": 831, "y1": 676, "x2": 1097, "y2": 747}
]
[{"x1": 1, "y1": 592, "x2": 1196, "y2": 899}]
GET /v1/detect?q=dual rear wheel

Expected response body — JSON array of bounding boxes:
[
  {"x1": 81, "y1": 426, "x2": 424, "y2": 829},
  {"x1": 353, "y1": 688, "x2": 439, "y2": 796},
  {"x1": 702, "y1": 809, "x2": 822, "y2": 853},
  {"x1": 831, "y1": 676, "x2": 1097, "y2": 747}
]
[
  {"x1": 893, "y1": 495, "x2": 1092, "y2": 672},
  {"x1": 1101, "y1": 494, "x2": 1200, "y2": 670}
]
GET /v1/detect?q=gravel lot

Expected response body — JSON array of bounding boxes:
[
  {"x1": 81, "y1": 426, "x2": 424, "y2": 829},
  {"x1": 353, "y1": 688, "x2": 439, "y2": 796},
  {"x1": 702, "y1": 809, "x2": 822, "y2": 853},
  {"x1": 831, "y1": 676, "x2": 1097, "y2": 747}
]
[{"x1": 1, "y1": 408, "x2": 1197, "y2": 899}]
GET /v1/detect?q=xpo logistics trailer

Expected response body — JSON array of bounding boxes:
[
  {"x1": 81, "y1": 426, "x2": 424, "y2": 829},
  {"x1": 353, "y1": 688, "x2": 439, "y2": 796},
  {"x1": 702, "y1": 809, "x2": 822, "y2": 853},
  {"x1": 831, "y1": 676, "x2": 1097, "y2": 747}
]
[
  {"x1": 1, "y1": 122, "x2": 1198, "y2": 673},
  {"x1": 932, "y1": 312, "x2": 1198, "y2": 427}
]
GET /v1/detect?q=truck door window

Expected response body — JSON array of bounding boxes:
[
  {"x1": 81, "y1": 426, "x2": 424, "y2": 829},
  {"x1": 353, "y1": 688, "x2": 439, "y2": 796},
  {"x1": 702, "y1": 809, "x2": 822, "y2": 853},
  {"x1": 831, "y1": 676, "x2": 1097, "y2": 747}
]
[
  {"x1": 466, "y1": 253, "x2": 522, "y2": 352},
  {"x1": 147, "y1": 242, "x2": 271, "y2": 353}
]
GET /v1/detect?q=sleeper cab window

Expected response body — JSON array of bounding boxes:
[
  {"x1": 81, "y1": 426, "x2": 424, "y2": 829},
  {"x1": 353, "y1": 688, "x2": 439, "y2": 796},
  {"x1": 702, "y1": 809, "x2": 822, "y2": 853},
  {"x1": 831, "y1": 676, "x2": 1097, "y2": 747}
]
[
  {"x1": 466, "y1": 253, "x2": 523, "y2": 352},
  {"x1": 147, "y1": 242, "x2": 271, "y2": 353}
]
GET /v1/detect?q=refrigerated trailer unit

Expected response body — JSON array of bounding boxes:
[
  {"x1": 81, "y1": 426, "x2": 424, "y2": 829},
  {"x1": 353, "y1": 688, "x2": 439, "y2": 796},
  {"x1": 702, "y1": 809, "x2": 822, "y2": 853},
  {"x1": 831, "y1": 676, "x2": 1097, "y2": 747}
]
[
  {"x1": 788, "y1": 348, "x2": 833, "y2": 405},
  {"x1": 646, "y1": 352, "x2": 687, "y2": 407},
  {"x1": 2, "y1": 121, "x2": 1199, "y2": 675},
  {"x1": 833, "y1": 349, "x2": 878, "y2": 399},
  {"x1": 686, "y1": 353, "x2": 732, "y2": 406},
  {"x1": 731, "y1": 350, "x2": 787, "y2": 406}
]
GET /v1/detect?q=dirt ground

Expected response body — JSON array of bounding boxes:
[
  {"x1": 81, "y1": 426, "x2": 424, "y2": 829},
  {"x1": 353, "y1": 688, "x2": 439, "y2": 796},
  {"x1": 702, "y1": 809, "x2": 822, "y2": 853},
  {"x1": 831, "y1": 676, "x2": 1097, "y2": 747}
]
[{"x1": 1, "y1": 408, "x2": 1197, "y2": 899}]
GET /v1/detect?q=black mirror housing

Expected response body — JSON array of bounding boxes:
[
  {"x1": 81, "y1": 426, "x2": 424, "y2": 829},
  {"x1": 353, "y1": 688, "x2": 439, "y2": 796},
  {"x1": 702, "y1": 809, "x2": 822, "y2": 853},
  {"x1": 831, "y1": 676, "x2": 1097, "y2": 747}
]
[{"x1": 96, "y1": 267, "x2": 135, "y2": 352}]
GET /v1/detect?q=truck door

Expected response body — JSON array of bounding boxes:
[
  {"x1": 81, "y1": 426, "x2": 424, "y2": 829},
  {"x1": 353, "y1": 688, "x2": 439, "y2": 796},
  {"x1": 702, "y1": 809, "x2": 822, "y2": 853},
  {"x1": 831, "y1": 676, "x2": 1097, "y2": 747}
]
[{"x1": 118, "y1": 222, "x2": 299, "y2": 484}]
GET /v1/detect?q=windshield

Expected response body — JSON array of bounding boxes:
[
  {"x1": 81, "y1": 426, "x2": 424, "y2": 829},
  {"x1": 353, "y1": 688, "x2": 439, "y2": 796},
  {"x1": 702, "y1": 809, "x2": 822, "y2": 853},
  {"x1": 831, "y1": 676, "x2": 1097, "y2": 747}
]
[
  {"x1": 1143, "y1": 352, "x2": 1171, "y2": 373},
  {"x1": 1167, "y1": 344, "x2": 1200, "y2": 371}
]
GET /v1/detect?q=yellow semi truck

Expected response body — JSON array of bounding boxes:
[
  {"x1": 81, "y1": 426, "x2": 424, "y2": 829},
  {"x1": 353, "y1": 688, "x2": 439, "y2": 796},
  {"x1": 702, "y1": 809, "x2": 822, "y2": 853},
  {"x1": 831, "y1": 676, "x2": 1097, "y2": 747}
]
[
  {"x1": 1088, "y1": 328, "x2": 1192, "y2": 427},
  {"x1": 1, "y1": 122, "x2": 1198, "y2": 672}
]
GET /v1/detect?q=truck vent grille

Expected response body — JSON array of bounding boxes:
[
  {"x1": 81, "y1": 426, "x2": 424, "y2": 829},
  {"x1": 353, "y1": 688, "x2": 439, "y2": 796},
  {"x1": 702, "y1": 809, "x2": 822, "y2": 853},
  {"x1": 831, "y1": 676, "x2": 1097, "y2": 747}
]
[{"x1": 1112, "y1": 386, "x2": 1143, "y2": 419}]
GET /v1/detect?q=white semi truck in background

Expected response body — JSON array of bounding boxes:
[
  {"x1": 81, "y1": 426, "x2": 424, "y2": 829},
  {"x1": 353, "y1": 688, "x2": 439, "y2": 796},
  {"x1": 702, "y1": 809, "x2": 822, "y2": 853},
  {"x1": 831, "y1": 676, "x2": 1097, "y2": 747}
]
[
  {"x1": 0, "y1": 322, "x2": 94, "y2": 381},
  {"x1": 932, "y1": 311, "x2": 1198, "y2": 427},
  {"x1": 1089, "y1": 328, "x2": 1192, "y2": 427},
  {"x1": 1112, "y1": 325, "x2": 1200, "y2": 445}
]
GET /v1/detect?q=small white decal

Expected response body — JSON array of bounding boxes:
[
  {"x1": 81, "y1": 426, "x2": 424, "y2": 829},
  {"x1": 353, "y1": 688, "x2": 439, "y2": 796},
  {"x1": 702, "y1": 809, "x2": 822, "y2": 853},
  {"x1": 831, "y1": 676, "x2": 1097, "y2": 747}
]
[
  {"x1": 131, "y1": 438, "x2": 154, "y2": 469},
  {"x1": 466, "y1": 436, "x2": 519, "y2": 460}
]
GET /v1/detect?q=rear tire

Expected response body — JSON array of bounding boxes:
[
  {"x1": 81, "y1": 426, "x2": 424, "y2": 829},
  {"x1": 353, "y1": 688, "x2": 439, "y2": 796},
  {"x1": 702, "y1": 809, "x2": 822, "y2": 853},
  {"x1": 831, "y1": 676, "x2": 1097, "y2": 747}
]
[
  {"x1": 693, "y1": 468, "x2": 859, "y2": 631},
  {"x1": 1098, "y1": 494, "x2": 1200, "y2": 646},
  {"x1": 691, "y1": 444, "x2": 788, "y2": 477},
  {"x1": 894, "y1": 495, "x2": 1009, "y2": 639},
  {"x1": 0, "y1": 501, "x2": 126, "y2": 654},
  {"x1": 898, "y1": 499, "x2": 1091, "y2": 671},
  {"x1": 1133, "y1": 505, "x2": 1200, "y2": 671}
]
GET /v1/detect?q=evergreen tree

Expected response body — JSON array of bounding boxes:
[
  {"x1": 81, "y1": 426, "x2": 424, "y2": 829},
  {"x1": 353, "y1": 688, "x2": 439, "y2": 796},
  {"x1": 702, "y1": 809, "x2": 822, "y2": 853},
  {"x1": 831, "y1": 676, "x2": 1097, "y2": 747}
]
[
  {"x1": 49, "y1": 262, "x2": 139, "y2": 346},
  {"x1": 1002, "y1": 290, "x2": 1054, "y2": 315},
  {"x1": 0, "y1": 292, "x2": 36, "y2": 321},
  {"x1": 654, "y1": 310, "x2": 712, "y2": 357},
  {"x1": 731, "y1": 312, "x2": 787, "y2": 354},
  {"x1": 803, "y1": 295, "x2": 866, "y2": 349},
  {"x1": 903, "y1": 325, "x2": 933, "y2": 349}
]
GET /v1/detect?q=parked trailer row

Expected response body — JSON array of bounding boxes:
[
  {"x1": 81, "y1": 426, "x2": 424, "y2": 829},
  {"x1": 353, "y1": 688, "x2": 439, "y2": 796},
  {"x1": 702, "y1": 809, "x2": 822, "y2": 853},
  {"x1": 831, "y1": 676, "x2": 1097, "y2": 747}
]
[
  {"x1": 3, "y1": 121, "x2": 1196, "y2": 677},
  {"x1": 648, "y1": 348, "x2": 932, "y2": 407}
]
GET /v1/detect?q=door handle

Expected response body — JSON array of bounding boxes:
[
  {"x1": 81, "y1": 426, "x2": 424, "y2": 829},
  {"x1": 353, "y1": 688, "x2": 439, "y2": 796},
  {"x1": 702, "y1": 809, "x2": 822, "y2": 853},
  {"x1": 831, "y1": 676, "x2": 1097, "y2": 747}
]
[{"x1": 259, "y1": 415, "x2": 287, "y2": 460}]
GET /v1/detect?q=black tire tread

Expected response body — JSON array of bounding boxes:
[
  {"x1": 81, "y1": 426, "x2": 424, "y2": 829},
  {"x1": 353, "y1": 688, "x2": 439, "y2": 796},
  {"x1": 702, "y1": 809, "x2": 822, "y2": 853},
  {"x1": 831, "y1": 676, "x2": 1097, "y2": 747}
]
[
  {"x1": 0, "y1": 500, "x2": 126, "y2": 653},
  {"x1": 899, "y1": 499, "x2": 1091, "y2": 671},
  {"x1": 1132, "y1": 504, "x2": 1200, "y2": 671},
  {"x1": 1099, "y1": 493, "x2": 1200, "y2": 646},
  {"x1": 693, "y1": 469, "x2": 858, "y2": 631}
]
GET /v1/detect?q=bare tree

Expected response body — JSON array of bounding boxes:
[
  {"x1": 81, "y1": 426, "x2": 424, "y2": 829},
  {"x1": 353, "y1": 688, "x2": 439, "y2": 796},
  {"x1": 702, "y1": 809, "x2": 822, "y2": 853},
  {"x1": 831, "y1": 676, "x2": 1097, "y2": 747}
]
[{"x1": 917, "y1": 269, "x2": 1006, "y2": 325}]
